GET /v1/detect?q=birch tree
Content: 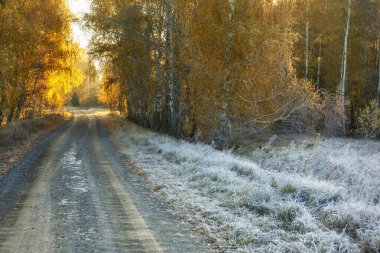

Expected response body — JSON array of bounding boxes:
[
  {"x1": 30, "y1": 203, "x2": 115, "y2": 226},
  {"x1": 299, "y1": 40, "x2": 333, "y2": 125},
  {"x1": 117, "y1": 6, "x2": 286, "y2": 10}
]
[
  {"x1": 339, "y1": 0, "x2": 352, "y2": 134},
  {"x1": 316, "y1": 0, "x2": 327, "y2": 87},
  {"x1": 305, "y1": 0, "x2": 310, "y2": 80},
  {"x1": 378, "y1": 32, "x2": 380, "y2": 101},
  {"x1": 165, "y1": 0, "x2": 176, "y2": 133},
  {"x1": 153, "y1": 0, "x2": 164, "y2": 129},
  {"x1": 214, "y1": 0, "x2": 235, "y2": 148},
  {"x1": 87, "y1": 0, "x2": 380, "y2": 142},
  {"x1": 377, "y1": 51, "x2": 380, "y2": 101}
]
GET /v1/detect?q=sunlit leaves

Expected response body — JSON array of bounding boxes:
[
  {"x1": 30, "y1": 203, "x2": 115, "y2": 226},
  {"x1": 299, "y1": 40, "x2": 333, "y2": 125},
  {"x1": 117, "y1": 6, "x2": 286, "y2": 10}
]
[{"x1": 0, "y1": 0, "x2": 83, "y2": 122}]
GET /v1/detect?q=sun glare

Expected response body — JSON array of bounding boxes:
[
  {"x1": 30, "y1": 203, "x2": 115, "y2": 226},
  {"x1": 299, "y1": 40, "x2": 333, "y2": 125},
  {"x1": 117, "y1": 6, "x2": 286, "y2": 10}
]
[{"x1": 68, "y1": 0, "x2": 91, "y2": 50}]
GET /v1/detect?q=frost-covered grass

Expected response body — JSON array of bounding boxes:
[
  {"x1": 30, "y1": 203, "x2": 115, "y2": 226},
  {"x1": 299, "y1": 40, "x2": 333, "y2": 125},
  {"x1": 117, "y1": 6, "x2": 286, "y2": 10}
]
[
  {"x1": 110, "y1": 120, "x2": 380, "y2": 252},
  {"x1": 250, "y1": 138, "x2": 380, "y2": 207}
]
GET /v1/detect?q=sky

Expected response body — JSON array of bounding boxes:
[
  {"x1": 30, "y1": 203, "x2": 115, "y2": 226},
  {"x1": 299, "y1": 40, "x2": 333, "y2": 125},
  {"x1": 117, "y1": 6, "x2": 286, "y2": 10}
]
[{"x1": 67, "y1": 0, "x2": 91, "y2": 50}]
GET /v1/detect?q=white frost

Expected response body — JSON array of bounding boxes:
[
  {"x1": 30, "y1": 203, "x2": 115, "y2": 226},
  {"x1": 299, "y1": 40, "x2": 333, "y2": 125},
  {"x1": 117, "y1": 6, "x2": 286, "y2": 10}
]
[{"x1": 114, "y1": 122, "x2": 380, "y2": 252}]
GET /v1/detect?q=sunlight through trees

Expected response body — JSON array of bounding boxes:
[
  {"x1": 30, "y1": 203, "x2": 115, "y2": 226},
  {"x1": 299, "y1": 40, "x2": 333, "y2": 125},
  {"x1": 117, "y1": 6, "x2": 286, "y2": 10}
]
[{"x1": 0, "y1": 0, "x2": 83, "y2": 124}]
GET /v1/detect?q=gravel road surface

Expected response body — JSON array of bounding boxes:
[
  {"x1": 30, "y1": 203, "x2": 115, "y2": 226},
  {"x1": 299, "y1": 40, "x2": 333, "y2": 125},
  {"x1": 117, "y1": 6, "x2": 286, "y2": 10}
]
[{"x1": 0, "y1": 110, "x2": 207, "y2": 253}]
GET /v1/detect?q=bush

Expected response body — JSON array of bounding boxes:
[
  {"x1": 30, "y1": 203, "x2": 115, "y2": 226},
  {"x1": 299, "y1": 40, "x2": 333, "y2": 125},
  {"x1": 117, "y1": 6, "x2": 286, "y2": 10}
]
[
  {"x1": 320, "y1": 92, "x2": 348, "y2": 136},
  {"x1": 273, "y1": 80, "x2": 323, "y2": 135},
  {"x1": 0, "y1": 114, "x2": 64, "y2": 149},
  {"x1": 356, "y1": 100, "x2": 380, "y2": 138}
]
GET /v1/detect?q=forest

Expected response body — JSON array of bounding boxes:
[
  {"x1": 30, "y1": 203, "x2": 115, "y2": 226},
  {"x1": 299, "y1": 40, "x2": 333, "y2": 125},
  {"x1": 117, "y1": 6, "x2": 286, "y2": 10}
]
[
  {"x1": 0, "y1": 1, "x2": 380, "y2": 252},
  {"x1": 1, "y1": 0, "x2": 380, "y2": 146},
  {"x1": 87, "y1": 0, "x2": 380, "y2": 147},
  {"x1": 0, "y1": 0, "x2": 84, "y2": 124}
]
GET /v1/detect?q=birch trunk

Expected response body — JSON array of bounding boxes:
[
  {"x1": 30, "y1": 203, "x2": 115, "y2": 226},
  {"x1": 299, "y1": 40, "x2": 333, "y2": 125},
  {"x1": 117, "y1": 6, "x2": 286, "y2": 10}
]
[
  {"x1": 31, "y1": 78, "x2": 38, "y2": 117},
  {"x1": 144, "y1": 0, "x2": 153, "y2": 127},
  {"x1": 214, "y1": 0, "x2": 234, "y2": 149},
  {"x1": 0, "y1": 83, "x2": 4, "y2": 125},
  {"x1": 339, "y1": 0, "x2": 352, "y2": 135},
  {"x1": 154, "y1": 2, "x2": 164, "y2": 115},
  {"x1": 317, "y1": 37, "x2": 322, "y2": 87},
  {"x1": 165, "y1": 0, "x2": 175, "y2": 133},
  {"x1": 317, "y1": 1, "x2": 327, "y2": 87},
  {"x1": 377, "y1": 35, "x2": 380, "y2": 101},
  {"x1": 154, "y1": 48, "x2": 163, "y2": 112}
]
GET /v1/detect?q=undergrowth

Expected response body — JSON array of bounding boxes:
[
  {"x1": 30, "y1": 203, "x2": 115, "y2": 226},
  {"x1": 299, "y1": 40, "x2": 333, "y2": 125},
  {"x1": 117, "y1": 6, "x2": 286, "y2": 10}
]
[
  {"x1": 0, "y1": 114, "x2": 65, "y2": 151},
  {"x1": 110, "y1": 119, "x2": 380, "y2": 252}
]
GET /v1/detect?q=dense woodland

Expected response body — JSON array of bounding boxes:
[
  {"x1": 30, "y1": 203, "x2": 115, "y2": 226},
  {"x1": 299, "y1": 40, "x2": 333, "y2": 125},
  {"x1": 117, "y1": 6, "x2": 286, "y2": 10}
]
[
  {"x1": 0, "y1": 0, "x2": 83, "y2": 124},
  {"x1": 87, "y1": 0, "x2": 380, "y2": 146},
  {"x1": 74, "y1": 57, "x2": 101, "y2": 106},
  {"x1": 1, "y1": 0, "x2": 380, "y2": 146}
]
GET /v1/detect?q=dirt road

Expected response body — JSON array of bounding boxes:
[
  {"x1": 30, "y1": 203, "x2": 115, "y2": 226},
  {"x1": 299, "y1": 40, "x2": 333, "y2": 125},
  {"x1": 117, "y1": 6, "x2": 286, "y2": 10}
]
[{"x1": 0, "y1": 110, "x2": 207, "y2": 252}]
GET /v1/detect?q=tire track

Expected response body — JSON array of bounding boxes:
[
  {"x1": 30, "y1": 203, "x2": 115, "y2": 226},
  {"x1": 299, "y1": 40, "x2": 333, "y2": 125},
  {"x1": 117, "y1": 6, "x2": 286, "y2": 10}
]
[
  {"x1": 0, "y1": 110, "x2": 208, "y2": 252},
  {"x1": 0, "y1": 118, "x2": 76, "y2": 253}
]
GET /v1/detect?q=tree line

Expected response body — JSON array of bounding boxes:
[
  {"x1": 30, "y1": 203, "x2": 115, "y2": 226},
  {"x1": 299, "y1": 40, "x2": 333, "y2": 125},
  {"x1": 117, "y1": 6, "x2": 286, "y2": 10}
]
[
  {"x1": 81, "y1": 1, "x2": 380, "y2": 143},
  {"x1": 0, "y1": 0, "x2": 82, "y2": 125}
]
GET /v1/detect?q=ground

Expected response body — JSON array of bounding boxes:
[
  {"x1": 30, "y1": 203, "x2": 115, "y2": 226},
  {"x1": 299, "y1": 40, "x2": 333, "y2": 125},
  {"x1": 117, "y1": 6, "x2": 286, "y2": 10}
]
[
  {"x1": 0, "y1": 113, "x2": 66, "y2": 179},
  {"x1": 0, "y1": 108, "x2": 379, "y2": 252},
  {"x1": 0, "y1": 109, "x2": 207, "y2": 252},
  {"x1": 109, "y1": 118, "x2": 380, "y2": 252}
]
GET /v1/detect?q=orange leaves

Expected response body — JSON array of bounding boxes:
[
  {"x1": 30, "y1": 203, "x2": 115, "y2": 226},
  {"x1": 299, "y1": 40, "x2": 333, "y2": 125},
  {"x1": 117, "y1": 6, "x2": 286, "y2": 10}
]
[{"x1": 0, "y1": 0, "x2": 83, "y2": 121}]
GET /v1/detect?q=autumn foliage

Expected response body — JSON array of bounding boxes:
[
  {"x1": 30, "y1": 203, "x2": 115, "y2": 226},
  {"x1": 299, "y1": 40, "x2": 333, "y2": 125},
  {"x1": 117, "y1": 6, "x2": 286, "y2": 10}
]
[
  {"x1": 0, "y1": 0, "x2": 83, "y2": 124},
  {"x1": 1, "y1": 0, "x2": 376, "y2": 142},
  {"x1": 82, "y1": 1, "x2": 280, "y2": 143}
]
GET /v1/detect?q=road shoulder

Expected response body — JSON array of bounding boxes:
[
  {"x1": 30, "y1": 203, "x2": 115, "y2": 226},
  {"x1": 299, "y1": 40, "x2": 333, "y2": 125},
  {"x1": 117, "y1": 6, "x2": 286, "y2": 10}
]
[
  {"x1": 101, "y1": 117, "x2": 214, "y2": 252},
  {"x1": 0, "y1": 114, "x2": 71, "y2": 180}
]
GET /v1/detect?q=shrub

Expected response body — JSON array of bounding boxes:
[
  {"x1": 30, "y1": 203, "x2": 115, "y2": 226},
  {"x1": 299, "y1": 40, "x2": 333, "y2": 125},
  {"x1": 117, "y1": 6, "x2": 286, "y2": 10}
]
[
  {"x1": 321, "y1": 92, "x2": 347, "y2": 136},
  {"x1": 280, "y1": 79, "x2": 324, "y2": 135},
  {"x1": 356, "y1": 100, "x2": 380, "y2": 138},
  {"x1": 0, "y1": 114, "x2": 64, "y2": 149}
]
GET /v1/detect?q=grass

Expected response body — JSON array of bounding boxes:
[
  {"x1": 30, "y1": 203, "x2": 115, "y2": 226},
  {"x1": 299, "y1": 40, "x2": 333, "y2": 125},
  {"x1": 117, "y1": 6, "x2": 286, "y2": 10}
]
[
  {"x1": 0, "y1": 114, "x2": 65, "y2": 150},
  {"x1": 109, "y1": 119, "x2": 380, "y2": 252},
  {"x1": 0, "y1": 113, "x2": 68, "y2": 179}
]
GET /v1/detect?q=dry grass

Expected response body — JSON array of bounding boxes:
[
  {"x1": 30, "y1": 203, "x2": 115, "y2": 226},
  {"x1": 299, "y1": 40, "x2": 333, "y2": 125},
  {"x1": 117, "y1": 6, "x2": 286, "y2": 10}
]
[
  {"x1": 0, "y1": 113, "x2": 67, "y2": 178},
  {"x1": 107, "y1": 118, "x2": 380, "y2": 252}
]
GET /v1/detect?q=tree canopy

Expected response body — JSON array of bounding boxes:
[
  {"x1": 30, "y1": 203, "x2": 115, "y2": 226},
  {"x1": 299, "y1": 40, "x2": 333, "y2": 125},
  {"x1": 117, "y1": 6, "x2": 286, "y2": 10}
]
[
  {"x1": 0, "y1": 0, "x2": 83, "y2": 124},
  {"x1": 87, "y1": 0, "x2": 380, "y2": 142}
]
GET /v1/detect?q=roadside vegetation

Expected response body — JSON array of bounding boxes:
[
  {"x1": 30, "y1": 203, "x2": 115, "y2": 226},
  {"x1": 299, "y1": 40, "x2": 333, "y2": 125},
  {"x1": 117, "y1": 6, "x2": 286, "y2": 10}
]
[
  {"x1": 1, "y1": 0, "x2": 380, "y2": 251},
  {"x1": 0, "y1": 113, "x2": 68, "y2": 178},
  {"x1": 108, "y1": 118, "x2": 380, "y2": 252},
  {"x1": 89, "y1": 2, "x2": 380, "y2": 249}
]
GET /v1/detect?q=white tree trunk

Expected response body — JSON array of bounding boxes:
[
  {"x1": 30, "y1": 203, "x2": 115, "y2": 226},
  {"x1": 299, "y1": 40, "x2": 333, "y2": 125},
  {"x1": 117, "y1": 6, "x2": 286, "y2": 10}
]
[
  {"x1": 154, "y1": 49, "x2": 163, "y2": 112},
  {"x1": 165, "y1": 0, "x2": 175, "y2": 131},
  {"x1": 378, "y1": 35, "x2": 380, "y2": 101},
  {"x1": 215, "y1": 0, "x2": 234, "y2": 148},
  {"x1": 222, "y1": 1, "x2": 234, "y2": 125},
  {"x1": 154, "y1": 1, "x2": 164, "y2": 115},
  {"x1": 228, "y1": 0, "x2": 235, "y2": 19},
  {"x1": 339, "y1": 0, "x2": 352, "y2": 134},
  {"x1": 317, "y1": 36, "x2": 322, "y2": 87},
  {"x1": 317, "y1": 0, "x2": 328, "y2": 87}
]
